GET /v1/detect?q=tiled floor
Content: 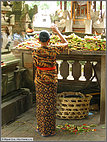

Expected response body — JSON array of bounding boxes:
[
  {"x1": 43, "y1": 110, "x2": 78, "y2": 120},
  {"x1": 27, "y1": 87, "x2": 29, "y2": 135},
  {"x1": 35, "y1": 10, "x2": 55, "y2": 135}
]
[{"x1": 1, "y1": 104, "x2": 106, "y2": 141}]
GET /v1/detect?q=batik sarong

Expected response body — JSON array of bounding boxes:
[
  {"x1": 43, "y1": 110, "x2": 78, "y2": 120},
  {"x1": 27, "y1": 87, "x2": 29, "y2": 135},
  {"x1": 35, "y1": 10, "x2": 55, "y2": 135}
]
[{"x1": 32, "y1": 45, "x2": 68, "y2": 136}]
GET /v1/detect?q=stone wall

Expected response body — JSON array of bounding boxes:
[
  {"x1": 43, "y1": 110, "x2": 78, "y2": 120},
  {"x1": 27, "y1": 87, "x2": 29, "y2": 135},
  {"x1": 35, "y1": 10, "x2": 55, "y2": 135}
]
[{"x1": 12, "y1": 1, "x2": 38, "y2": 34}]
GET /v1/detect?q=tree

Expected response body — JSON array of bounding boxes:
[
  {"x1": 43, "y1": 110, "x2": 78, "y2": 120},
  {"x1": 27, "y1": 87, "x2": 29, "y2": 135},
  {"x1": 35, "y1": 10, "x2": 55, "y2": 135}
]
[
  {"x1": 25, "y1": 1, "x2": 40, "y2": 10},
  {"x1": 40, "y1": 3, "x2": 49, "y2": 10}
]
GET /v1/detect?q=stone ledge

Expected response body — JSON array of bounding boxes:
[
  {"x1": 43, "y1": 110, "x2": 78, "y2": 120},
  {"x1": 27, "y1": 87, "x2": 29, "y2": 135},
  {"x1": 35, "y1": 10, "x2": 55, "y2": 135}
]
[{"x1": 1, "y1": 88, "x2": 32, "y2": 126}]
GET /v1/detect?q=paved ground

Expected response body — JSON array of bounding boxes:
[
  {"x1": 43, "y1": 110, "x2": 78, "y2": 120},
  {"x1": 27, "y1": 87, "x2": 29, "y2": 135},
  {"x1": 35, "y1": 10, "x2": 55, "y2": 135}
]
[{"x1": 1, "y1": 104, "x2": 106, "y2": 141}]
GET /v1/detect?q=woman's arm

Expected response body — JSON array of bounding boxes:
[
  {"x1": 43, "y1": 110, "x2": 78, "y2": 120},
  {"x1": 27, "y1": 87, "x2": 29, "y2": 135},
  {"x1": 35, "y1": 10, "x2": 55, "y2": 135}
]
[{"x1": 50, "y1": 24, "x2": 68, "y2": 47}]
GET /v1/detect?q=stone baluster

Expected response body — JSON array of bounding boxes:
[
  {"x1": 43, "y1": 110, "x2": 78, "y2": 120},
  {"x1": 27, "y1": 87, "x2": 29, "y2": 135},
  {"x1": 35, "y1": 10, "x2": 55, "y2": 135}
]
[
  {"x1": 79, "y1": 61, "x2": 86, "y2": 81},
  {"x1": 67, "y1": 60, "x2": 74, "y2": 80},
  {"x1": 56, "y1": 60, "x2": 63, "y2": 79}
]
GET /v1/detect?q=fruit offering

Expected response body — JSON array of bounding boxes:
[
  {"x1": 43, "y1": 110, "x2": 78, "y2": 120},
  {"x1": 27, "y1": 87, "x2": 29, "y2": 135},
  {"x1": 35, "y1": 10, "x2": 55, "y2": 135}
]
[
  {"x1": 13, "y1": 38, "x2": 40, "y2": 50},
  {"x1": 13, "y1": 33, "x2": 106, "y2": 51},
  {"x1": 52, "y1": 33, "x2": 106, "y2": 51}
]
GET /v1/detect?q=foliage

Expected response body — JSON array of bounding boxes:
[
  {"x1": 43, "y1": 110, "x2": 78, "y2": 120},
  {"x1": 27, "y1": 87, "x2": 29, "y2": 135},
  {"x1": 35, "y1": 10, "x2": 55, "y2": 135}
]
[
  {"x1": 57, "y1": 1, "x2": 60, "y2": 6},
  {"x1": 28, "y1": 1, "x2": 40, "y2": 10},
  {"x1": 25, "y1": 1, "x2": 49, "y2": 10},
  {"x1": 40, "y1": 3, "x2": 49, "y2": 10},
  {"x1": 12, "y1": 1, "x2": 22, "y2": 11},
  {"x1": 29, "y1": 5, "x2": 38, "y2": 21}
]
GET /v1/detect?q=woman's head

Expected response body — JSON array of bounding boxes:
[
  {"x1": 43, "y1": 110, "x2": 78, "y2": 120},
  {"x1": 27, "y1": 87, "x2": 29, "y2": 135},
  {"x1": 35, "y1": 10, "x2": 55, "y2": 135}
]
[{"x1": 39, "y1": 30, "x2": 50, "y2": 43}]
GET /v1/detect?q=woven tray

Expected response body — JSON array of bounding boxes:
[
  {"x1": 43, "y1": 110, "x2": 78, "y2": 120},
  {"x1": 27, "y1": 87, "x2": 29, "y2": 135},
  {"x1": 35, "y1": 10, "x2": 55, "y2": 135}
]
[{"x1": 56, "y1": 92, "x2": 92, "y2": 119}]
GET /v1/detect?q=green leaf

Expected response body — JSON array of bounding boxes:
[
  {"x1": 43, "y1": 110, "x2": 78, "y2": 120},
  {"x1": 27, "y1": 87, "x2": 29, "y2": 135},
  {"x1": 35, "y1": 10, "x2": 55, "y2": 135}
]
[
  {"x1": 101, "y1": 126, "x2": 106, "y2": 129},
  {"x1": 89, "y1": 124, "x2": 97, "y2": 127}
]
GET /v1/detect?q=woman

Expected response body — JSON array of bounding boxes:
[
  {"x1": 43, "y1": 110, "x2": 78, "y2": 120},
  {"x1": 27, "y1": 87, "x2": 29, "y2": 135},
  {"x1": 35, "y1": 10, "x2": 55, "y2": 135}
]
[{"x1": 32, "y1": 24, "x2": 68, "y2": 137}]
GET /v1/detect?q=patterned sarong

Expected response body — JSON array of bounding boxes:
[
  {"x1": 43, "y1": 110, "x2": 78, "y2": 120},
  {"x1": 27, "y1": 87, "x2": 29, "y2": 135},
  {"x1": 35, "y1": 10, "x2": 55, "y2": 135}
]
[
  {"x1": 36, "y1": 82, "x2": 57, "y2": 136},
  {"x1": 32, "y1": 45, "x2": 68, "y2": 136}
]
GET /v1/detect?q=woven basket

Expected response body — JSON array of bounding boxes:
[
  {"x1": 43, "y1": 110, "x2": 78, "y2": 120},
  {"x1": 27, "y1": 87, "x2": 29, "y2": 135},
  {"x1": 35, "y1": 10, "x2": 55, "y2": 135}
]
[{"x1": 56, "y1": 92, "x2": 92, "y2": 119}]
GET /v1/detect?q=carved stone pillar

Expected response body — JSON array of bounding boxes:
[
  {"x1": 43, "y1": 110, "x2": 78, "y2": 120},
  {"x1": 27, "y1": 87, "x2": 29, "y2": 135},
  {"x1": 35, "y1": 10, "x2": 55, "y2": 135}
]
[{"x1": 85, "y1": 19, "x2": 92, "y2": 34}]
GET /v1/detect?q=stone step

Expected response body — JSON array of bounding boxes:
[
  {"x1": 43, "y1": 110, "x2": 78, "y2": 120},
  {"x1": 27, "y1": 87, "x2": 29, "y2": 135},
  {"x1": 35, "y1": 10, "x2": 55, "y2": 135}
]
[
  {"x1": 1, "y1": 88, "x2": 32, "y2": 126},
  {"x1": 73, "y1": 25, "x2": 85, "y2": 29},
  {"x1": 73, "y1": 21, "x2": 85, "y2": 28},
  {"x1": 73, "y1": 28, "x2": 85, "y2": 33}
]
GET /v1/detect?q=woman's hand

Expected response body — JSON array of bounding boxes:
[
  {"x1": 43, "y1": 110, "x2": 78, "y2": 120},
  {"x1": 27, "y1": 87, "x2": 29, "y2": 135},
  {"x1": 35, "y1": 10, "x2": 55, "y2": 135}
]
[
  {"x1": 50, "y1": 24, "x2": 68, "y2": 45},
  {"x1": 50, "y1": 24, "x2": 59, "y2": 34}
]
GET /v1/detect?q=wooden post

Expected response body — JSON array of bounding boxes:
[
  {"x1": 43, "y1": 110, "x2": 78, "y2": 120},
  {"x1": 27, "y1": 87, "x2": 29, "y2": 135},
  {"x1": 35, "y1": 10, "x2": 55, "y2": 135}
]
[
  {"x1": 74, "y1": 1, "x2": 75, "y2": 24},
  {"x1": 94, "y1": 1, "x2": 96, "y2": 11},
  {"x1": 79, "y1": 5, "x2": 80, "y2": 16},
  {"x1": 60, "y1": 1, "x2": 62, "y2": 10},
  {"x1": 100, "y1": 1, "x2": 102, "y2": 18},
  {"x1": 89, "y1": 1, "x2": 91, "y2": 20},
  {"x1": 100, "y1": 55, "x2": 106, "y2": 124},
  {"x1": 64, "y1": 1, "x2": 67, "y2": 10},
  {"x1": 71, "y1": 1, "x2": 73, "y2": 19},
  {"x1": 87, "y1": 1, "x2": 89, "y2": 19}
]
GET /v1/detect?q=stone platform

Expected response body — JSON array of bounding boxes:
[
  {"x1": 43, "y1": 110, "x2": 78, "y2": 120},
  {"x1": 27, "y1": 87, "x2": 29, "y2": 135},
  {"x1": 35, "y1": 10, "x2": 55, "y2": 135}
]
[
  {"x1": 1, "y1": 88, "x2": 32, "y2": 125},
  {"x1": 1, "y1": 104, "x2": 106, "y2": 141}
]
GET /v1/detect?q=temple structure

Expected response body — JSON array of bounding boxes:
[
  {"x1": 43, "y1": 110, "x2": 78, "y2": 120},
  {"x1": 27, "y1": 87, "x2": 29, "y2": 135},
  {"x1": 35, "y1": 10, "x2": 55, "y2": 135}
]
[
  {"x1": 57, "y1": 1, "x2": 106, "y2": 34},
  {"x1": 1, "y1": 1, "x2": 15, "y2": 49},
  {"x1": 1, "y1": 1, "x2": 15, "y2": 36}
]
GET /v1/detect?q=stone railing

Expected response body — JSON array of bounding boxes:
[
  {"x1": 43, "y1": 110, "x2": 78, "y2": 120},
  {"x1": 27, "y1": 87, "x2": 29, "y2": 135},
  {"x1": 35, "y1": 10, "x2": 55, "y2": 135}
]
[
  {"x1": 12, "y1": 49, "x2": 103, "y2": 94},
  {"x1": 56, "y1": 50, "x2": 102, "y2": 93}
]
